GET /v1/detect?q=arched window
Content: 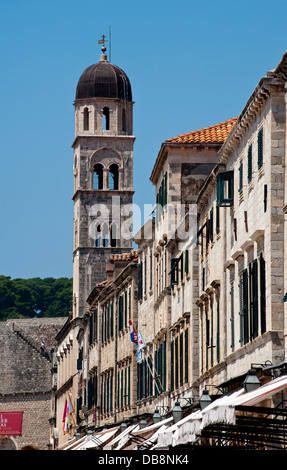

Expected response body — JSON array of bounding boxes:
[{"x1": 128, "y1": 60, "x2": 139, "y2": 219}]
[
  {"x1": 93, "y1": 164, "x2": 103, "y2": 190},
  {"x1": 122, "y1": 109, "x2": 127, "y2": 132},
  {"x1": 103, "y1": 107, "x2": 110, "y2": 130},
  {"x1": 95, "y1": 225, "x2": 101, "y2": 247},
  {"x1": 109, "y1": 164, "x2": 119, "y2": 190},
  {"x1": 84, "y1": 107, "x2": 89, "y2": 131},
  {"x1": 102, "y1": 223, "x2": 109, "y2": 247},
  {"x1": 110, "y1": 222, "x2": 118, "y2": 247}
]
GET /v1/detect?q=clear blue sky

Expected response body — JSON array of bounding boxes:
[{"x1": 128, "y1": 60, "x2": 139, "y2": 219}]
[{"x1": 0, "y1": 0, "x2": 286, "y2": 279}]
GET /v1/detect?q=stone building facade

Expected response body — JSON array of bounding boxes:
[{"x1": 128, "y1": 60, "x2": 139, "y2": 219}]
[
  {"x1": 0, "y1": 317, "x2": 66, "y2": 450},
  {"x1": 54, "y1": 49, "x2": 287, "y2": 447}
]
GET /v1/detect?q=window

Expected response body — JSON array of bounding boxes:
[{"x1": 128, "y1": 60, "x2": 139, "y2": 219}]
[
  {"x1": 101, "y1": 371, "x2": 113, "y2": 414},
  {"x1": 154, "y1": 341, "x2": 166, "y2": 397},
  {"x1": 87, "y1": 373, "x2": 97, "y2": 410},
  {"x1": 239, "y1": 257, "x2": 264, "y2": 345},
  {"x1": 239, "y1": 161, "x2": 243, "y2": 193},
  {"x1": 170, "y1": 253, "x2": 183, "y2": 287},
  {"x1": 138, "y1": 261, "x2": 143, "y2": 300},
  {"x1": 89, "y1": 309, "x2": 98, "y2": 344},
  {"x1": 101, "y1": 301, "x2": 114, "y2": 343},
  {"x1": 216, "y1": 206, "x2": 220, "y2": 234},
  {"x1": 258, "y1": 128, "x2": 263, "y2": 169},
  {"x1": 93, "y1": 164, "x2": 103, "y2": 190},
  {"x1": 217, "y1": 171, "x2": 234, "y2": 206},
  {"x1": 103, "y1": 107, "x2": 110, "y2": 130},
  {"x1": 122, "y1": 109, "x2": 127, "y2": 132},
  {"x1": 248, "y1": 144, "x2": 252, "y2": 183},
  {"x1": 209, "y1": 208, "x2": 214, "y2": 243},
  {"x1": 110, "y1": 222, "x2": 118, "y2": 247},
  {"x1": 83, "y1": 107, "x2": 89, "y2": 131},
  {"x1": 109, "y1": 164, "x2": 119, "y2": 190},
  {"x1": 170, "y1": 329, "x2": 189, "y2": 391},
  {"x1": 95, "y1": 225, "x2": 101, "y2": 247},
  {"x1": 137, "y1": 356, "x2": 153, "y2": 400},
  {"x1": 155, "y1": 172, "x2": 167, "y2": 224}
]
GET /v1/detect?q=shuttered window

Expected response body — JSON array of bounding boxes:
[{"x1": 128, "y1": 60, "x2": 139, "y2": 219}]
[
  {"x1": 209, "y1": 208, "x2": 214, "y2": 242},
  {"x1": 217, "y1": 171, "x2": 234, "y2": 206},
  {"x1": 230, "y1": 283, "x2": 235, "y2": 350},
  {"x1": 171, "y1": 340, "x2": 174, "y2": 391},
  {"x1": 260, "y1": 253, "x2": 266, "y2": 334},
  {"x1": 239, "y1": 161, "x2": 243, "y2": 193},
  {"x1": 258, "y1": 128, "x2": 263, "y2": 169},
  {"x1": 138, "y1": 261, "x2": 143, "y2": 300},
  {"x1": 185, "y1": 329, "x2": 189, "y2": 383},
  {"x1": 248, "y1": 144, "x2": 252, "y2": 183}
]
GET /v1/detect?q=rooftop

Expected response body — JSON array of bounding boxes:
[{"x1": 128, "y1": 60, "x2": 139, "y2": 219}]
[{"x1": 166, "y1": 117, "x2": 238, "y2": 144}]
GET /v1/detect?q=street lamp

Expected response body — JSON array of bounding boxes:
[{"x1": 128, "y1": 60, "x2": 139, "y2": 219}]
[
  {"x1": 172, "y1": 402, "x2": 183, "y2": 423},
  {"x1": 139, "y1": 418, "x2": 148, "y2": 429},
  {"x1": 243, "y1": 369, "x2": 261, "y2": 393},
  {"x1": 120, "y1": 422, "x2": 127, "y2": 432},
  {"x1": 152, "y1": 409, "x2": 162, "y2": 424},
  {"x1": 199, "y1": 389, "x2": 212, "y2": 410}
]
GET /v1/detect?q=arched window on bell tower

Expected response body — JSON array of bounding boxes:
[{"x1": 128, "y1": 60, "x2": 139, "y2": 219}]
[
  {"x1": 122, "y1": 109, "x2": 127, "y2": 132},
  {"x1": 93, "y1": 164, "x2": 103, "y2": 190},
  {"x1": 84, "y1": 107, "x2": 89, "y2": 130},
  {"x1": 110, "y1": 222, "x2": 118, "y2": 247},
  {"x1": 103, "y1": 107, "x2": 110, "y2": 130},
  {"x1": 109, "y1": 164, "x2": 119, "y2": 190}
]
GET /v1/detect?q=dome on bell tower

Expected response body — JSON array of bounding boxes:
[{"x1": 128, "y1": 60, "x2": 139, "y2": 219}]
[{"x1": 75, "y1": 46, "x2": 132, "y2": 102}]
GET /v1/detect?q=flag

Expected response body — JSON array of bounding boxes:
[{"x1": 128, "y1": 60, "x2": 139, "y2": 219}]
[
  {"x1": 137, "y1": 330, "x2": 146, "y2": 363},
  {"x1": 129, "y1": 320, "x2": 138, "y2": 344},
  {"x1": 62, "y1": 395, "x2": 74, "y2": 434}
]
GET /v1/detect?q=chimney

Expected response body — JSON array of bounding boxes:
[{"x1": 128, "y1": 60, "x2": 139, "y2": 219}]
[{"x1": 106, "y1": 263, "x2": 114, "y2": 283}]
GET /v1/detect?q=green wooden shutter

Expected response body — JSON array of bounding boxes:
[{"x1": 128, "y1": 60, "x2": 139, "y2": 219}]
[
  {"x1": 216, "y1": 205, "x2": 220, "y2": 233},
  {"x1": 170, "y1": 340, "x2": 174, "y2": 391},
  {"x1": 216, "y1": 299, "x2": 220, "y2": 363},
  {"x1": 258, "y1": 128, "x2": 263, "y2": 169},
  {"x1": 210, "y1": 208, "x2": 214, "y2": 242},
  {"x1": 124, "y1": 290, "x2": 127, "y2": 328},
  {"x1": 185, "y1": 249, "x2": 189, "y2": 275},
  {"x1": 175, "y1": 337, "x2": 178, "y2": 389},
  {"x1": 252, "y1": 259, "x2": 258, "y2": 339},
  {"x1": 138, "y1": 262, "x2": 143, "y2": 300},
  {"x1": 239, "y1": 161, "x2": 243, "y2": 192},
  {"x1": 248, "y1": 144, "x2": 252, "y2": 183},
  {"x1": 243, "y1": 268, "x2": 249, "y2": 344},
  {"x1": 111, "y1": 301, "x2": 114, "y2": 337},
  {"x1": 180, "y1": 332, "x2": 183, "y2": 386},
  {"x1": 184, "y1": 329, "x2": 188, "y2": 383},
  {"x1": 230, "y1": 284, "x2": 235, "y2": 350},
  {"x1": 260, "y1": 253, "x2": 266, "y2": 334}
]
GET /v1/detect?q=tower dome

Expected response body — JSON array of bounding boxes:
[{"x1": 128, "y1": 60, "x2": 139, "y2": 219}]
[{"x1": 75, "y1": 49, "x2": 132, "y2": 102}]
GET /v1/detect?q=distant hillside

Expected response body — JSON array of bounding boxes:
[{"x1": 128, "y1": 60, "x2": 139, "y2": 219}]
[{"x1": 0, "y1": 276, "x2": 73, "y2": 321}]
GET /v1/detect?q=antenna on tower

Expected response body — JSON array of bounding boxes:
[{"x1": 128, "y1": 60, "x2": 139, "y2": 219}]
[{"x1": 109, "y1": 26, "x2": 112, "y2": 62}]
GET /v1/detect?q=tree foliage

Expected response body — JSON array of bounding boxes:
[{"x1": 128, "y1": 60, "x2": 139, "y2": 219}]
[{"x1": 0, "y1": 276, "x2": 72, "y2": 321}]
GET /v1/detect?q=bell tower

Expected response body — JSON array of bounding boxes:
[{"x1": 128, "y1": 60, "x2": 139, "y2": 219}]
[{"x1": 72, "y1": 41, "x2": 135, "y2": 318}]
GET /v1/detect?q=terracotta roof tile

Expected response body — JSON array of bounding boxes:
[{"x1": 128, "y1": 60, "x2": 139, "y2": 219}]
[{"x1": 166, "y1": 117, "x2": 238, "y2": 144}]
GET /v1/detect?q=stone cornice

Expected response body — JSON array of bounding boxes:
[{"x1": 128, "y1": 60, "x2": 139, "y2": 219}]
[{"x1": 72, "y1": 134, "x2": 136, "y2": 148}]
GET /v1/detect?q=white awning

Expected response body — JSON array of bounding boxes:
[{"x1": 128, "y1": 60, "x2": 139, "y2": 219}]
[
  {"x1": 202, "y1": 375, "x2": 287, "y2": 428},
  {"x1": 156, "y1": 375, "x2": 287, "y2": 448},
  {"x1": 64, "y1": 426, "x2": 119, "y2": 450},
  {"x1": 103, "y1": 424, "x2": 139, "y2": 450}
]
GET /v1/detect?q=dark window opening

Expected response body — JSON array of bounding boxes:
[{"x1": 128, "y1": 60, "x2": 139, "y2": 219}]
[
  {"x1": 93, "y1": 164, "x2": 103, "y2": 190},
  {"x1": 103, "y1": 107, "x2": 110, "y2": 130},
  {"x1": 84, "y1": 107, "x2": 89, "y2": 131},
  {"x1": 110, "y1": 223, "x2": 118, "y2": 247},
  {"x1": 122, "y1": 109, "x2": 127, "y2": 132},
  {"x1": 109, "y1": 164, "x2": 119, "y2": 190}
]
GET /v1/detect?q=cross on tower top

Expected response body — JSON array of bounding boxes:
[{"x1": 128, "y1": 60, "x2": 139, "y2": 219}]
[{"x1": 98, "y1": 34, "x2": 107, "y2": 46}]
